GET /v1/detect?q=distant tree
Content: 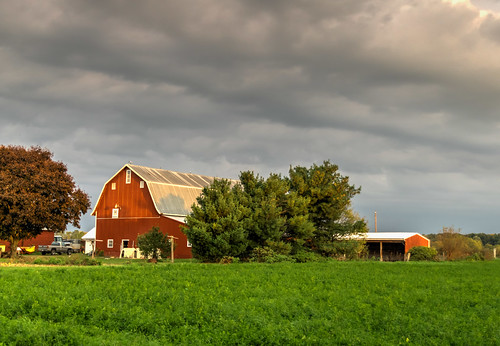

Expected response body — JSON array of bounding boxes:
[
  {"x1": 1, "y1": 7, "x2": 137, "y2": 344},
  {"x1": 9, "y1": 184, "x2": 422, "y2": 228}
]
[
  {"x1": 63, "y1": 230, "x2": 86, "y2": 240},
  {"x1": 137, "y1": 226, "x2": 171, "y2": 261},
  {"x1": 183, "y1": 179, "x2": 249, "y2": 262},
  {"x1": 434, "y1": 227, "x2": 483, "y2": 260},
  {"x1": 0, "y1": 145, "x2": 90, "y2": 257},
  {"x1": 288, "y1": 161, "x2": 366, "y2": 255},
  {"x1": 464, "y1": 233, "x2": 500, "y2": 246}
]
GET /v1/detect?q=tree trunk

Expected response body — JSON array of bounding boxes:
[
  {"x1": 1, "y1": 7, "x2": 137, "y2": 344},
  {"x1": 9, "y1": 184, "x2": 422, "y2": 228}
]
[{"x1": 9, "y1": 237, "x2": 19, "y2": 258}]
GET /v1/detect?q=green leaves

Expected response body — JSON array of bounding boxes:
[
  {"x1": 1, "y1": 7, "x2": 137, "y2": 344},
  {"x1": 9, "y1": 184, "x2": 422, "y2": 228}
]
[
  {"x1": 137, "y1": 226, "x2": 171, "y2": 261},
  {"x1": 184, "y1": 179, "x2": 249, "y2": 262},
  {"x1": 0, "y1": 145, "x2": 91, "y2": 257},
  {"x1": 184, "y1": 161, "x2": 367, "y2": 261}
]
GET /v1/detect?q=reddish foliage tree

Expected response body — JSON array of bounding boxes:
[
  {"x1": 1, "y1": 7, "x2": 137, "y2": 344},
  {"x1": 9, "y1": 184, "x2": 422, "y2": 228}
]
[{"x1": 0, "y1": 145, "x2": 91, "y2": 257}]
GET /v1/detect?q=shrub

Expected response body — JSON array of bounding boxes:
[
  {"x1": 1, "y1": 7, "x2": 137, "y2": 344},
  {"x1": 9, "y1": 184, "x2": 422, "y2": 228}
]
[
  {"x1": 249, "y1": 247, "x2": 293, "y2": 263},
  {"x1": 219, "y1": 256, "x2": 239, "y2": 264},
  {"x1": 137, "y1": 226, "x2": 171, "y2": 261},
  {"x1": 318, "y1": 240, "x2": 366, "y2": 260},
  {"x1": 466, "y1": 253, "x2": 484, "y2": 261},
  {"x1": 408, "y1": 246, "x2": 437, "y2": 261},
  {"x1": 291, "y1": 251, "x2": 323, "y2": 263}
]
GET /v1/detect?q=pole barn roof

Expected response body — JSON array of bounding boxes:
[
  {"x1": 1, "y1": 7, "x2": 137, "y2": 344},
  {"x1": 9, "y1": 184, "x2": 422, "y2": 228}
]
[{"x1": 361, "y1": 232, "x2": 430, "y2": 242}]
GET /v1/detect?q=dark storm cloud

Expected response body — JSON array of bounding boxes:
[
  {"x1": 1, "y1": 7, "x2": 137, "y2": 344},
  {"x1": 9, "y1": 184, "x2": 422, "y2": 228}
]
[{"x1": 1, "y1": 0, "x2": 500, "y2": 233}]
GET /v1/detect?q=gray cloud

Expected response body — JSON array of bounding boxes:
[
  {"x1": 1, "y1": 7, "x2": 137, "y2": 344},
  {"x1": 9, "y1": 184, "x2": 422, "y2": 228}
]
[{"x1": 1, "y1": 0, "x2": 499, "y2": 233}]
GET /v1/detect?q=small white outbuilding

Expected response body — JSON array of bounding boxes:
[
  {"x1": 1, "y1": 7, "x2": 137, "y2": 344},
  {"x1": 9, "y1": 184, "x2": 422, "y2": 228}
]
[{"x1": 82, "y1": 227, "x2": 96, "y2": 255}]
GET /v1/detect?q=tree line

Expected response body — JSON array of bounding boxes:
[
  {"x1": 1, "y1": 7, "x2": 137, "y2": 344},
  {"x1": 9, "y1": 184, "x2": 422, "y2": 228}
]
[
  {"x1": 182, "y1": 161, "x2": 368, "y2": 262},
  {"x1": 425, "y1": 227, "x2": 499, "y2": 261}
]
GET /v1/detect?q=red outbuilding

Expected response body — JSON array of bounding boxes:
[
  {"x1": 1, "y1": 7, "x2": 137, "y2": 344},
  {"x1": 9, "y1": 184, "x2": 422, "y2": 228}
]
[
  {"x1": 0, "y1": 231, "x2": 55, "y2": 254},
  {"x1": 92, "y1": 164, "x2": 229, "y2": 258}
]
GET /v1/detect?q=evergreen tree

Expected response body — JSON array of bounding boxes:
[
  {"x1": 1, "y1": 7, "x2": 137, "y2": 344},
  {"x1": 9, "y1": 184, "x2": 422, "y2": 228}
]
[
  {"x1": 239, "y1": 172, "x2": 288, "y2": 253},
  {"x1": 183, "y1": 161, "x2": 366, "y2": 261},
  {"x1": 288, "y1": 160, "x2": 365, "y2": 254},
  {"x1": 183, "y1": 179, "x2": 249, "y2": 262}
]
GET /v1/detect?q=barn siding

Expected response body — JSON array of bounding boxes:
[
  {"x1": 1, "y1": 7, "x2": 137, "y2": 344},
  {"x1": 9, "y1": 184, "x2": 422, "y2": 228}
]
[
  {"x1": 159, "y1": 217, "x2": 192, "y2": 258},
  {"x1": 405, "y1": 234, "x2": 430, "y2": 253},
  {"x1": 97, "y1": 169, "x2": 158, "y2": 219},
  {"x1": 0, "y1": 231, "x2": 55, "y2": 252},
  {"x1": 95, "y1": 216, "x2": 192, "y2": 258}
]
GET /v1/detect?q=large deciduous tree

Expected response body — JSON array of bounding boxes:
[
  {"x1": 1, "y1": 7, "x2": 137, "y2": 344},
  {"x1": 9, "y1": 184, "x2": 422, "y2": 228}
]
[{"x1": 0, "y1": 145, "x2": 91, "y2": 257}]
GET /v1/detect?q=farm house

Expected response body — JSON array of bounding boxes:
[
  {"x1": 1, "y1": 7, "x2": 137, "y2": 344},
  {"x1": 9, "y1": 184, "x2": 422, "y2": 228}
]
[
  {"x1": 362, "y1": 232, "x2": 430, "y2": 261},
  {"x1": 92, "y1": 164, "x2": 230, "y2": 258}
]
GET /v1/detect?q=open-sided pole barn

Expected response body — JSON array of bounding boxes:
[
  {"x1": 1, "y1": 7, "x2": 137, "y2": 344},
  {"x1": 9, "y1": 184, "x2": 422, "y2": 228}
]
[{"x1": 362, "y1": 232, "x2": 430, "y2": 261}]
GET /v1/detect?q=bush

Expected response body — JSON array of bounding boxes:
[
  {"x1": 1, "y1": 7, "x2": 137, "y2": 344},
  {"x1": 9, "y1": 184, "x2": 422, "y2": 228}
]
[
  {"x1": 318, "y1": 240, "x2": 366, "y2": 260},
  {"x1": 219, "y1": 256, "x2": 239, "y2": 264},
  {"x1": 408, "y1": 246, "x2": 437, "y2": 261},
  {"x1": 137, "y1": 226, "x2": 171, "y2": 261},
  {"x1": 466, "y1": 253, "x2": 484, "y2": 261},
  {"x1": 249, "y1": 247, "x2": 293, "y2": 263},
  {"x1": 292, "y1": 251, "x2": 323, "y2": 263}
]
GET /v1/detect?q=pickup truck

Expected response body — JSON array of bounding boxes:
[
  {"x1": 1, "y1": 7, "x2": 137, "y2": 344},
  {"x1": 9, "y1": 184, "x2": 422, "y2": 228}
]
[
  {"x1": 63, "y1": 239, "x2": 82, "y2": 253},
  {"x1": 38, "y1": 241, "x2": 75, "y2": 255}
]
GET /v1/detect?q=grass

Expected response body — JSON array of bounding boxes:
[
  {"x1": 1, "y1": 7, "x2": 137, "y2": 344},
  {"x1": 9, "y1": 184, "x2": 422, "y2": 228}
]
[{"x1": 0, "y1": 260, "x2": 498, "y2": 345}]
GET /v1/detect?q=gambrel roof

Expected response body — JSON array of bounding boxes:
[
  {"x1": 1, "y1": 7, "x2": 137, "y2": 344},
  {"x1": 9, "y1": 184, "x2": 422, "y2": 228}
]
[{"x1": 93, "y1": 164, "x2": 237, "y2": 218}]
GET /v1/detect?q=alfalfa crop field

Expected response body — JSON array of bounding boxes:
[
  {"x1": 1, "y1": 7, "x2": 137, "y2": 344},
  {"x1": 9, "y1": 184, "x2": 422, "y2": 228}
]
[{"x1": 0, "y1": 260, "x2": 498, "y2": 345}]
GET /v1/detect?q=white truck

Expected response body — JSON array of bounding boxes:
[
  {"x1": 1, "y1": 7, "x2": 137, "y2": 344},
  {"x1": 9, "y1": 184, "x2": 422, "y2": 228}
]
[{"x1": 38, "y1": 236, "x2": 81, "y2": 255}]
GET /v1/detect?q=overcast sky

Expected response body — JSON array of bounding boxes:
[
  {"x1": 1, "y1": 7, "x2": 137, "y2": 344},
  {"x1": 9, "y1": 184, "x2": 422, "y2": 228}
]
[{"x1": 1, "y1": 0, "x2": 500, "y2": 234}]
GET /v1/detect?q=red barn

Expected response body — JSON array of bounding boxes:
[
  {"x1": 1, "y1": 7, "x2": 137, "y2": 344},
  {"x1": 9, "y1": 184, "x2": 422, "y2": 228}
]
[
  {"x1": 362, "y1": 232, "x2": 430, "y2": 261},
  {"x1": 92, "y1": 164, "x2": 227, "y2": 258}
]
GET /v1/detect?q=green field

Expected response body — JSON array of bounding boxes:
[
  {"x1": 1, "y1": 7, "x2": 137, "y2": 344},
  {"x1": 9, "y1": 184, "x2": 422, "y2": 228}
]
[{"x1": 0, "y1": 260, "x2": 498, "y2": 345}]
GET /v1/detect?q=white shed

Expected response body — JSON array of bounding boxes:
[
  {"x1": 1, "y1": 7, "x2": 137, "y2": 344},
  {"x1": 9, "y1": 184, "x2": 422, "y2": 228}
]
[{"x1": 82, "y1": 227, "x2": 96, "y2": 255}]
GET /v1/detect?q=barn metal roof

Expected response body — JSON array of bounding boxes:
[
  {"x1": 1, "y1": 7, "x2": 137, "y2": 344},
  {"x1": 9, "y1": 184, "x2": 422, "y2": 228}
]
[
  {"x1": 91, "y1": 164, "x2": 236, "y2": 218},
  {"x1": 128, "y1": 164, "x2": 215, "y2": 188},
  {"x1": 91, "y1": 164, "x2": 237, "y2": 218},
  {"x1": 126, "y1": 164, "x2": 230, "y2": 217}
]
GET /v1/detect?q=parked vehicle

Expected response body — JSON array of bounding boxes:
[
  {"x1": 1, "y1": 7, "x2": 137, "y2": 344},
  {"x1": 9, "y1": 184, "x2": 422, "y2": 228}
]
[
  {"x1": 63, "y1": 239, "x2": 82, "y2": 253},
  {"x1": 38, "y1": 241, "x2": 75, "y2": 255}
]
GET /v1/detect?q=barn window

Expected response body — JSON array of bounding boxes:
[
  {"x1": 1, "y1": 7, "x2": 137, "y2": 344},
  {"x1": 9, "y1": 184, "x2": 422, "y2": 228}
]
[
  {"x1": 107, "y1": 239, "x2": 114, "y2": 248},
  {"x1": 140, "y1": 181, "x2": 145, "y2": 189},
  {"x1": 111, "y1": 183, "x2": 116, "y2": 190},
  {"x1": 112, "y1": 208, "x2": 119, "y2": 218},
  {"x1": 126, "y1": 169, "x2": 131, "y2": 184},
  {"x1": 187, "y1": 240, "x2": 192, "y2": 248}
]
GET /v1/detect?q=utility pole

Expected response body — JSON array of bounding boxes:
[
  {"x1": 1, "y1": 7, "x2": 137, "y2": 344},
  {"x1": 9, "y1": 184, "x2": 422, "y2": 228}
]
[{"x1": 374, "y1": 211, "x2": 377, "y2": 233}]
